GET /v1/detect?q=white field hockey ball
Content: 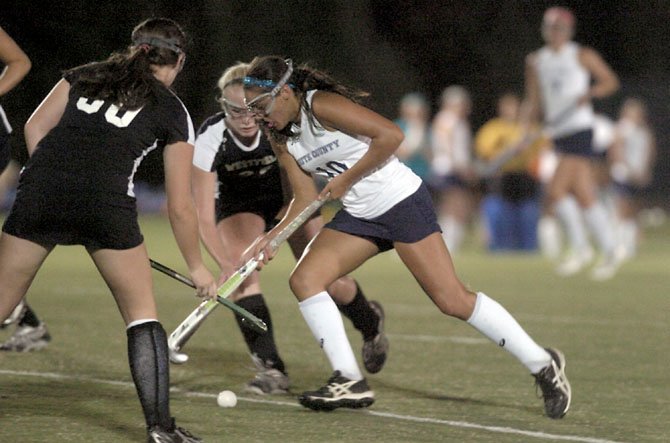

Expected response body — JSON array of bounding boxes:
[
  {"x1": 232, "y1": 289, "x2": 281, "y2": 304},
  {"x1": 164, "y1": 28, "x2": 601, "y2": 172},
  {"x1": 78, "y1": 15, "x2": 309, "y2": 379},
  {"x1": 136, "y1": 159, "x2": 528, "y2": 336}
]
[{"x1": 217, "y1": 390, "x2": 237, "y2": 407}]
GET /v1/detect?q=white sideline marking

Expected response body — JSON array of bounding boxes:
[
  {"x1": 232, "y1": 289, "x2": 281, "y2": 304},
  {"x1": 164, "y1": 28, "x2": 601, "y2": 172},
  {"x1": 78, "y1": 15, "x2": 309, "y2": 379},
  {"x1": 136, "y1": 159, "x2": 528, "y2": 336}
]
[
  {"x1": 388, "y1": 333, "x2": 488, "y2": 344},
  {"x1": 0, "y1": 369, "x2": 626, "y2": 443}
]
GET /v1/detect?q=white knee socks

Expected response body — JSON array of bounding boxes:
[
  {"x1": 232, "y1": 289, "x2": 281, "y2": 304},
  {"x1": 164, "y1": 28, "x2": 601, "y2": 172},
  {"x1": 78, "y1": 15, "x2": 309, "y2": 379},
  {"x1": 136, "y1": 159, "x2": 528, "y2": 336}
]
[
  {"x1": 584, "y1": 202, "x2": 616, "y2": 255},
  {"x1": 555, "y1": 197, "x2": 588, "y2": 253},
  {"x1": 467, "y1": 292, "x2": 551, "y2": 373},
  {"x1": 299, "y1": 292, "x2": 363, "y2": 380}
]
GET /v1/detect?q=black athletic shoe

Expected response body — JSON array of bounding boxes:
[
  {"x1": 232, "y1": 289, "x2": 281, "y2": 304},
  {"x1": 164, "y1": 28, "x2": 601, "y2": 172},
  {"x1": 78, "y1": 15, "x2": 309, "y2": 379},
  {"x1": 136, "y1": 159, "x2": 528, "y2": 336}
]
[
  {"x1": 147, "y1": 419, "x2": 202, "y2": 443},
  {"x1": 533, "y1": 348, "x2": 572, "y2": 419},
  {"x1": 245, "y1": 354, "x2": 290, "y2": 395},
  {"x1": 298, "y1": 371, "x2": 374, "y2": 411},
  {"x1": 362, "y1": 300, "x2": 389, "y2": 374}
]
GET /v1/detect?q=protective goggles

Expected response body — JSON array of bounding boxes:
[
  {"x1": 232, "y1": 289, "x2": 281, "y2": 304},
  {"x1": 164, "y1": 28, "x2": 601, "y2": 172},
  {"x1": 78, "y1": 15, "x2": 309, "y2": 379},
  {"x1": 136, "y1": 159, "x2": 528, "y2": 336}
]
[
  {"x1": 243, "y1": 59, "x2": 293, "y2": 116},
  {"x1": 220, "y1": 98, "x2": 253, "y2": 119}
]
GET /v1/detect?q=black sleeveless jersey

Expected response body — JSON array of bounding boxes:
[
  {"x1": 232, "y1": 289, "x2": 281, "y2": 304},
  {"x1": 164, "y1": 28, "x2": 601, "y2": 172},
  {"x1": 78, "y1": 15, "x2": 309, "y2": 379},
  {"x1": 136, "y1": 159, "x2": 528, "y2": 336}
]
[
  {"x1": 19, "y1": 69, "x2": 194, "y2": 206},
  {"x1": 193, "y1": 112, "x2": 281, "y2": 201}
]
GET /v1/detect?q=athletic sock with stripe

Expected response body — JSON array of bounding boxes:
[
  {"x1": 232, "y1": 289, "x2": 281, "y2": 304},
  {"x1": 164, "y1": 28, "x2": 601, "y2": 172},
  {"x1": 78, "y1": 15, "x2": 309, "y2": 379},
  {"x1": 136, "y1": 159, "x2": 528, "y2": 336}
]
[{"x1": 235, "y1": 293, "x2": 286, "y2": 374}]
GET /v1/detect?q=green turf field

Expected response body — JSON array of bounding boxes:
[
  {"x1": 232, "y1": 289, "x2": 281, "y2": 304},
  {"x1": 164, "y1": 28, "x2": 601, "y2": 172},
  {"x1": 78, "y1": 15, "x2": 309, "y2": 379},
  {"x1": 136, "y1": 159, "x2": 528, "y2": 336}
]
[{"x1": 1, "y1": 214, "x2": 668, "y2": 442}]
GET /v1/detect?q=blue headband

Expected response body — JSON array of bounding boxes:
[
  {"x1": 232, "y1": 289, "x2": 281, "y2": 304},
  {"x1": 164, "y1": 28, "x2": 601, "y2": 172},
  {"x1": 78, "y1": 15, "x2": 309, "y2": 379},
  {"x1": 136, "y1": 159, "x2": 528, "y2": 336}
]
[
  {"x1": 243, "y1": 77, "x2": 276, "y2": 89},
  {"x1": 243, "y1": 76, "x2": 295, "y2": 90},
  {"x1": 243, "y1": 59, "x2": 295, "y2": 93}
]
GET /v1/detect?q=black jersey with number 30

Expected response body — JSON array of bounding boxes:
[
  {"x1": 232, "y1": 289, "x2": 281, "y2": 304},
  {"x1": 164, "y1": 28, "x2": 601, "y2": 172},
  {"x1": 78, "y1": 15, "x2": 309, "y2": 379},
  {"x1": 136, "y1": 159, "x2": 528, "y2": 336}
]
[{"x1": 20, "y1": 70, "x2": 194, "y2": 204}]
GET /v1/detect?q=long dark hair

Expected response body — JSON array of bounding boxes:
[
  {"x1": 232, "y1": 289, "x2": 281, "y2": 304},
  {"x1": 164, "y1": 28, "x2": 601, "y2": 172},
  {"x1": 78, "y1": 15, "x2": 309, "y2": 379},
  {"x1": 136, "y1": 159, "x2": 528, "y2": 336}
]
[
  {"x1": 245, "y1": 56, "x2": 369, "y2": 138},
  {"x1": 64, "y1": 18, "x2": 186, "y2": 109}
]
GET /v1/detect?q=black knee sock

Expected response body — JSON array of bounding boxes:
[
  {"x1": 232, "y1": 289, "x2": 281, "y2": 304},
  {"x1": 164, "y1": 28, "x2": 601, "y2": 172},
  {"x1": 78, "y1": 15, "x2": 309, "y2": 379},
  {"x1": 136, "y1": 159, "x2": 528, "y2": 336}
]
[
  {"x1": 19, "y1": 304, "x2": 41, "y2": 327},
  {"x1": 338, "y1": 282, "x2": 379, "y2": 341},
  {"x1": 127, "y1": 321, "x2": 173, "y2": 431},
  {"x1": 235, "y1": 294, "x2": 286, "y2": 374}
]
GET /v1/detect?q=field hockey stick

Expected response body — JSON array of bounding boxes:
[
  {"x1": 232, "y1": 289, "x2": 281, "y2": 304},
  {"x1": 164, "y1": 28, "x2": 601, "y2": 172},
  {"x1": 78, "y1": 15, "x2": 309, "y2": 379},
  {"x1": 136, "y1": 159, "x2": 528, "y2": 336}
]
[
  {"x1": 478, "y1": 101, "x2": 579, "y2": 178},
  {"x1": 150, "y1": 259, "x2": 267, "y2": 334},
  {"x1": 167, "y1": 195, "x2": 328, "y2": 354}
]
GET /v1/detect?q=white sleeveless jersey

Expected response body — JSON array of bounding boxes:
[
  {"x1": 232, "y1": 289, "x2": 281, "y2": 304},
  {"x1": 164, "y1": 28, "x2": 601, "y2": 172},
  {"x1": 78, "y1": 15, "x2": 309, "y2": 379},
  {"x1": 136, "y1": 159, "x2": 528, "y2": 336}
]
[
  {"x1": 535, "y1": 42, "x2": 594, "y2": 138},
  {"x1": 430, "y1": 110, "x2": 471, "y2": 176},
  {"x1": 286, "y1": 90, "x2": 422, "y2": 219},
  {"x1": 616, "y1": 119, "x2": 653, "y2": 179}
]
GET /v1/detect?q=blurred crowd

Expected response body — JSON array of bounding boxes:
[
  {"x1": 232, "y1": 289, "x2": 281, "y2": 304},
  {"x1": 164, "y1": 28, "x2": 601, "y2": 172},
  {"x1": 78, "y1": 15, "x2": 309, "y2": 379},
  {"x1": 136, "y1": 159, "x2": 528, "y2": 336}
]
[{"x1": 394, "y1": 88, "x2": 657, "y2": 267}]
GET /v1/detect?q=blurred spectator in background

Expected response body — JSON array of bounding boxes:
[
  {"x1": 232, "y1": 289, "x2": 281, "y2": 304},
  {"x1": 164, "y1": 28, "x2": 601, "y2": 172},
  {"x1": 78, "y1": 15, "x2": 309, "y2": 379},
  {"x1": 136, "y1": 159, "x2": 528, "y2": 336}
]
[
  {"x1": 609, "y1": 97, "x2": 656, "y2": 261},
  {"x1": 524, "y1": 6, "x2": 621, "y2": 280},
  {"x1": 0, "y1": 26, "x2": 31, "y2": 209},
  {"x1": 429, "y1": 85, "x2": 475, "y2": 253},
  {"x1": 394, "y1": 92, "x2": 431, "y2": 181},
  {"x1": 475, "y1": 92, "x2": 547, "y2": 252}
]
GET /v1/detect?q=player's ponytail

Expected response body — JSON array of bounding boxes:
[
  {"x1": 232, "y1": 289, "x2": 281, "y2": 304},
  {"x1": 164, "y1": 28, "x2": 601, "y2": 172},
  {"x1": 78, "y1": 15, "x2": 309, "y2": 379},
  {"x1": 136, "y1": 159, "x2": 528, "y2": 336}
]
[{"x1": 64, "y1": 18, "x2": 186, "y2": 109}]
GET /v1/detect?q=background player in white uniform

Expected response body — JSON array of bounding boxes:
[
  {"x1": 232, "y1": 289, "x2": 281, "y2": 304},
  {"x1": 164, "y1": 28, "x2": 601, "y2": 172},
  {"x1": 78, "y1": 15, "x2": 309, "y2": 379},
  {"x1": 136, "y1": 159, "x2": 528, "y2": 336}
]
[
  {"x1": 609, "y1": 98, "x2": 656, "y2": 261},
  {"x1": 429, "y1": 85, "x2": 475, "y2": 253},
  {"x1": 0, "y1": 18, "x2": 215, "y2": 442},
  {"x1": 525, "y1": 7, "x2": 621, "y2": 280},
  {"x1": 189, "y1": 62, "x2": 388, "y2": 394},
  {"x1": 243, "y1": 56, "x2": 571, "y2": 419}
]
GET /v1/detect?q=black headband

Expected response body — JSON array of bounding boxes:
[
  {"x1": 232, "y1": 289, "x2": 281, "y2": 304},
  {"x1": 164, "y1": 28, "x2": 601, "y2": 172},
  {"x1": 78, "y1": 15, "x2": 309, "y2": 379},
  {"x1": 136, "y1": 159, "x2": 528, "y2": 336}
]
[{"x1": 133, "y1": 36, "x2": 183, "y2": 54}]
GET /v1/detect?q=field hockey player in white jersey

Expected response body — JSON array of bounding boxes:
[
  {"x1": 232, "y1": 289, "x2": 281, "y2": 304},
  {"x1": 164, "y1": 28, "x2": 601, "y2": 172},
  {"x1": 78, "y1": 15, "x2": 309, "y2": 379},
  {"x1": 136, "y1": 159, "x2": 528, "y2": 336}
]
[
  {"x1": 243, "y1": 55, "x2": 571, "y2": 419},
  {"x1": 525, "y1": 6, "x2": 622, "y2": 280},
  {"x1": 189, "y1": 62, "x2": 389, "y2": 394},
  {"x1": 0, "y1": 18, "x2": 215, "y2": 442}
]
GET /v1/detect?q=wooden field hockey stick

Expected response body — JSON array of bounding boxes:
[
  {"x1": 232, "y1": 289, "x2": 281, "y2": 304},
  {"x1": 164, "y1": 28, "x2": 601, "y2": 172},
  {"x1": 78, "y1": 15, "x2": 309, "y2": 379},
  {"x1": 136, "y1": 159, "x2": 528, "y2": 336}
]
[
  {"x1": 150, "y1": 259, "x2": 267, "y2": 334},
  {"x1": 167, "y1": 195, "x2": 328, "y2": 354}
]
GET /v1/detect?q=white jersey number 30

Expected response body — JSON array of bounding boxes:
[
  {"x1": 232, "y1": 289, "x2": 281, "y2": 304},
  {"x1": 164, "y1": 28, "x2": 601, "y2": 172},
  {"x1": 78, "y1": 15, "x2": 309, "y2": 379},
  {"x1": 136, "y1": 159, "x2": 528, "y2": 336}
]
[{"x1": 76, "y1": 97, "x2": 143, "y2": 128}]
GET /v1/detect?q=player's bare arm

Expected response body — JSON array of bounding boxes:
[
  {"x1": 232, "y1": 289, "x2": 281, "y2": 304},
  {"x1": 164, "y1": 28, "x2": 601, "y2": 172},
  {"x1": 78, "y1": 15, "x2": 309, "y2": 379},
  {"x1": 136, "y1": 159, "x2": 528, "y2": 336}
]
[
  {"x1": 0, "y1": 26, "x2": 32, "y2": 96},
  {"x1": 579, "y1": 47, "x2": 620, "y2": 99},
  {"x1": 24, "y1": 79, "x2": 70, "y2": 155},
  {"x1": 311, "y1": 90, "x2": 404, "y2": 199},
  {"x1": 522, "y1": 52, "x2": 542, "y2": 123},
  {"x1": 191, "y1": 165, "x2": 235, "y2": 278},
  {"x1": 164, "y1": 141, "x2": 217, "y2": 297}
]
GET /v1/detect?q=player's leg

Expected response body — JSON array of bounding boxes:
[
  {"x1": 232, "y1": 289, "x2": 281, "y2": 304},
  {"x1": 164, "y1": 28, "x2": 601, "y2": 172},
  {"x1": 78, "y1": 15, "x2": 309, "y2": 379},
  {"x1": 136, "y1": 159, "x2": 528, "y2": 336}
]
[
  {"x1": 289, "y1": 216, "x2": 388, "y2": 373},
  {"x1": 289, "y1": 228, "x2": 378, "y2": 410},
  {"x1": 615, "y1": 189, "x2": 638, "y2": 260},
  {"x1": 571, "y1": 158, "x2": 620, "y2": 280},
  {"x1": 217, "y1": 212, "x2": 289, "y2": 394},
  {"x1": 549, "y1": 157, "x2": 593, "y2": 275},
  {"x1": 438, "y1": 186, "x2": 467, "y2": 253},
  {"x1": 0, "y1": 233, "x2": 51, "y2": 338},
  {"x1": 89, "y1": 244, "x2": 198, "y2": 440},
  {"x1": 395, "y1": 233, "x2": 571, "y2": 419}
]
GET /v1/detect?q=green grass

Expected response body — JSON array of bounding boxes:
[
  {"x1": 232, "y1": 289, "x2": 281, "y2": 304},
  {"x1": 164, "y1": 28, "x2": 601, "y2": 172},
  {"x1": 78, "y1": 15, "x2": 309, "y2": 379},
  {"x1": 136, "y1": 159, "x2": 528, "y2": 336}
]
[{"x1": 1, "y1": 214, "x2": 668, "y2": 442}]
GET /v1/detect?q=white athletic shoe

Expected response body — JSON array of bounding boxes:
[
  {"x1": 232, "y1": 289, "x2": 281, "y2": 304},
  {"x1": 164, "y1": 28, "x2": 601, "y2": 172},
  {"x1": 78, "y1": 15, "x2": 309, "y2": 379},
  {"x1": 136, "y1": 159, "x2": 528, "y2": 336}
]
[
  {"x1": 555, "y1": 247, "x2": 594, "y2": 276},
  {"x1": 590, "y1": 253, "x2": 624, "y2": 281}
]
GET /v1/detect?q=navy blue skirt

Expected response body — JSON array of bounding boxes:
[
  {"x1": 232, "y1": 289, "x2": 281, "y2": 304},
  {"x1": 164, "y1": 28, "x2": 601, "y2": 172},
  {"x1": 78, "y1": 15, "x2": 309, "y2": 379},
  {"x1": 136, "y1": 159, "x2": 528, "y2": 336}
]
[
  {"x1": 553, "y1": 129, "x2": 596, "y2": 157},
  {"x1": 325, "y1": 182, "x2": 441, "y2": 252}
]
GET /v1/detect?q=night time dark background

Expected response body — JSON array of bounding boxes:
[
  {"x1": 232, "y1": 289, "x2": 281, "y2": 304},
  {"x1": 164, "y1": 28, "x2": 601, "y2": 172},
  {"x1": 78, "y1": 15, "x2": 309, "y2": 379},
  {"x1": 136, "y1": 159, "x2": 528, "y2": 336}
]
[{"x1": 2, "y1": 0, "x2": 668, "y2": 205}]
